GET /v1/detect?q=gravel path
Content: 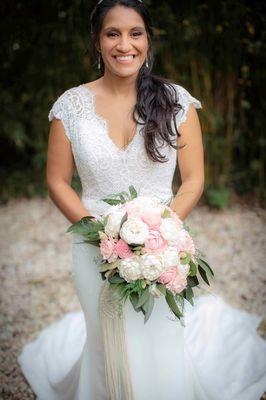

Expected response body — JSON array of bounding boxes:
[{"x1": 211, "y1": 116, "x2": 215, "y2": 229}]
[{"x1": 0, "y1": 197, "x2": 265, "y2": 399}]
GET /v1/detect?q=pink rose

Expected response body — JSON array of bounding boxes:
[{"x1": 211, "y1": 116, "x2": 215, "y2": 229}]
[
  {"x1": 158, "y1": 266, "x2": 178, "y2": 284},
  {"x1": 115, "y1": 239, "x2": 134, "y2": 259},
  {"x1": 141, "y1": 210, "x2": 162, "y2": 230},
  {"x1": 176, "y1": 229, "x2": 195, "y2": 255},
  {"x1": 166, "y1": 274, "x2": 187, "y2": 294},
  {"x1": 143, "y1": 230, "x2": 168, "y2": 254},
  {"x1": 100, "y1": 237, "x2": 118, "y2": 263}
]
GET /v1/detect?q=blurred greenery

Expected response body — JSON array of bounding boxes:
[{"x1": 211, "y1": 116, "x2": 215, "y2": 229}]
[{"x1": 1, "y1": 0, "x2": 265, "y2": 207}]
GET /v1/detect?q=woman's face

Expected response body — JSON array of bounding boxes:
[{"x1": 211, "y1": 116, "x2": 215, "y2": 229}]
[{"x1": 98, "y1": 5, "x2": 149, "y2": 78}]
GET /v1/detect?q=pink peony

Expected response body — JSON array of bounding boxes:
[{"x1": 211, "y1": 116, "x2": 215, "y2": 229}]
[
  {"x1": 143, "y1": 230, "x2": 168, "y2": 254},
  {"x1": 158, "y1": 266, "x2": 179, "y2": 284},
  {"x1": 100, "y1": 237, "x2": 118, "y2": 263},
  {"x1": 158, "y1": 266, "x2": 187, "y2": 294},
  {"x1": 141, "y1": 210, "x2": 162, "y2": 230},
  {"x1": 115, "y1": 239, "x2": 134, "y2": 259},
  {"x1": 176, "y1": 229, "x2": 195, "y2": 255},
  {"x1": 166, "y1": 274, "x2": 187, "y2": 294}
]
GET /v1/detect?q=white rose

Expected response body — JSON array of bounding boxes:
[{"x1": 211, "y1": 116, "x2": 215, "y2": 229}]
[
  {"x1": 159, "y1": 218, "x2": 182, "y2": 243},
  {"x1": 118, "y1": 256, "x2": 143, "y2": 282},
  {"x1": 178, "y1": 263, "x2": 190, "y2": 277},
  {"x1": 163, "y1": 246, "x2": 180, "y2": 268},
  {"x1": 140, "y1": 253, "x2": 165, "y2": 281},
  {"x1": 130, "y1": 196, "x2": 164, "y2": 214},
  {"x1": 104, "y1": 205, "x2": 126, "y2": 238},
  {"x1": 120, "y1": 217, "x2": 149, "y2": 245}
]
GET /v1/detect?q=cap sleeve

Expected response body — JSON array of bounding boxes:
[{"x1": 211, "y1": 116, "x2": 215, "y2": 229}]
[
  {"x1": 173, "y1": 84, "x2": 202, "y2": 129},
  {"x1": 48, "y1": 92, "x2": 72, "y2": 142}
]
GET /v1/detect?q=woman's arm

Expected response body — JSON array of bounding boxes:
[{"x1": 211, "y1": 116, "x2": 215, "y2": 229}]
[
  {"x1": 46, "y1": 118, "x2": 92, "y2": 223},
  {"x1": 170, "y1": 104, "x2": 205, "y2": 221}
]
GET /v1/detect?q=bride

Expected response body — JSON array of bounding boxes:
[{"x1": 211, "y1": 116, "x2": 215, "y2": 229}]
[{"x1": 18, "y1": 0, "x2": 266, "y2": 399}]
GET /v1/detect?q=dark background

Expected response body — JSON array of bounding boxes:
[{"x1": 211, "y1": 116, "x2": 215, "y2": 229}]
[{"x1": 1, "y1": 0, "x2": 265, "y2": 208}]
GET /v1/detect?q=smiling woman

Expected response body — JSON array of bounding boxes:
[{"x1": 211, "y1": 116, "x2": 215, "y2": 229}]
[{"x1": 17, "y1": 1, "x2": 266, "y2": 399}]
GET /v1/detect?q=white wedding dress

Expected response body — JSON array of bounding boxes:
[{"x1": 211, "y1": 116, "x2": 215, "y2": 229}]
[{"x1": 18, "y1": 83, "x2": 266, "y2": 400}]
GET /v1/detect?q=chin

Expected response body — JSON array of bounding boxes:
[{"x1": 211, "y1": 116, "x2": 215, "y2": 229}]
[{"x1": 108, "y1": 66, "x2": 141, "y2": 78}]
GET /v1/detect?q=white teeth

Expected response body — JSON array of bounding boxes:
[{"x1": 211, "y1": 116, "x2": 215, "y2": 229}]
[{"x1": 115, "y1": 55, "x2": 134, "y2": 61}]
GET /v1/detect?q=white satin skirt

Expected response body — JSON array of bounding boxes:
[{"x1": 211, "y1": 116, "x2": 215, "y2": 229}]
[{"x1": 18, "y1": 233, "x2": 266, "y2": 400}]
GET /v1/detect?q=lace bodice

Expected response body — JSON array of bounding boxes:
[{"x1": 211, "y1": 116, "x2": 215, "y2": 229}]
[{"x1": 48, "y1": 83, "x2": 202, "y2": 218}]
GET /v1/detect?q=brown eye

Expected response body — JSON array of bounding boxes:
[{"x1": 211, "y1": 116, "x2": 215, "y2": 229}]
[
  {"x1": 107, "y1": 32, "x2": 118, "y2": 37},
  {"x1": 132, "y1": 31, "x2": 142, "y2": 37}
]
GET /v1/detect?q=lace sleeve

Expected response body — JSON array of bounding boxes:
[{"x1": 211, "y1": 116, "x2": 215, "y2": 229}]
[
  {"x1": 174, "y1": 84, "x2": 202, "y2": 129},
  {"x1": 48, "y1": 92, "x2": 72, "y2": 142}
]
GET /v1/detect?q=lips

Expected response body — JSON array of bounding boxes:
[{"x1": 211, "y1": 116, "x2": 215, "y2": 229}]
[{"x1": 113, "y1": 54, "x2": 137, "y2": 63}]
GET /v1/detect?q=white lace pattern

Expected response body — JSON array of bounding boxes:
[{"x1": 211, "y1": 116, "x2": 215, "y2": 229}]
[{"x1": 48, "y1": 83, "x2": 202, "y2": 218}]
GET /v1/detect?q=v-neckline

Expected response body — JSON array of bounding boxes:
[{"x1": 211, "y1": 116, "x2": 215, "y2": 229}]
[{"x1": 78, "y1": 84, "x2": 139, "y2": 154}]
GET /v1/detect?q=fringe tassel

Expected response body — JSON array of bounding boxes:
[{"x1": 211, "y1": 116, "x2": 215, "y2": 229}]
[{"x1": 98, "y1": 280, "x2": 134, "y2": 400}]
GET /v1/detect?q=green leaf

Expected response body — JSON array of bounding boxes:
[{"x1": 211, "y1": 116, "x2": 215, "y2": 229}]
[
  {"x1": 136, "y1": 287, "x2": 150, "y2": 308},
  {"x1": 99, "y1": 259, "x2": 121, "y2": 272},
  {"x1": 101, "y1": 198, "x2": 122, "y2": 205},
  {"x1": 189, "y1": 260, "x2": 197, "y2": 276},
  {"x1": 165, "y1": 289, "x2": 183, "y2": 318},
  {"x1": 198, "y1": 258, "x2": 214, "y2": 277},
  {"x1": 108, "y1": 274, "x2": 125, "y2": 284},
  {"x1": 130, "y1": 292, "x2": 142, "y2": 312},
  {"x1": 157, "y1": 283, "x2": 166, "y2": 296},
  {"x1": 187, "y1": 275, "x2": 199, "y2": 287},
  {"x1": 129, "y1": 185, "x2": 138, "y2": 199},
  {"x1": 184, "y1": 286, "x2": 194, "y2": 305},
  {"x1": 110, "y1": 285, "x2": 126, "y2": 302},
  {"x1": 198, "y1": 266, "x2": 210, "y2": 285},
  {"x1": 142, "y1": 293, "x2": 155, "y2": 323}
]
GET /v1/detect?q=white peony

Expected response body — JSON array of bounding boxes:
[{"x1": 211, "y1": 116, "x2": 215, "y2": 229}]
[
  {"x1": 163, "y1": 246, "x2": 180, "y2": 268},
  {"x1": 140, "y1": 253, "x2": 166, "y2": 281},
  {"x1": 159, "y1": 218, "x2": 182, "y2": 243},
  {"x1": 118, "y1": 256, "x2": 143, "y2": 282},
  {"x1": 120, "y1": 217, "x2": 149, "y2": 245},
  {"x1": 129, "y1": 196, "x2": 165, "y2": 214},
  {"x1": 103, "y1": 205, "x2": 126, "y2": 238},
  {"x1": 177, "y1": 263, "x2": 190, "y2": 277}
]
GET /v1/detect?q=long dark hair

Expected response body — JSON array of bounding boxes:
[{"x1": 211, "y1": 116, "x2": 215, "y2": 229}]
[{"x1": 89, "y1": 0, "x2": 184, "y2": 162}]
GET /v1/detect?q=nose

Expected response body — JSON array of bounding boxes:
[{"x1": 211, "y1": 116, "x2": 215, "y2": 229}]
[{"x1": 115, "y1": 34, "x2": 132, "y2": 52}]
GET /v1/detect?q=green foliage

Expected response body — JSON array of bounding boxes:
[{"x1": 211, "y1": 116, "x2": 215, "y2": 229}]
[
  {"x1": 205, "y1": 186, "x2": 231, "y2": 209},
  {"x1": 1, "y1": 1, "x2": 265, "y2": 206}
]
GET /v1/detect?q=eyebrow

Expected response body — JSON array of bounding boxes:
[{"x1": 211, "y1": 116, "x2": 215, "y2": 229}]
[{"x1": 103, "y1": 26, "x2": 145, "y2": 32}]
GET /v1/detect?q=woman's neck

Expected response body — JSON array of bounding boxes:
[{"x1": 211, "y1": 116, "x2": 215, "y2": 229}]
[{"x1": 99, "y1": 70, "x2": 137, "y2": 97}]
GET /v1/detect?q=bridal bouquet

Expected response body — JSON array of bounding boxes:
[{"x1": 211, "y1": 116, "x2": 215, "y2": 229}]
[{"x1": 67, "y1": 186, "x2": 214, "y2": 324}]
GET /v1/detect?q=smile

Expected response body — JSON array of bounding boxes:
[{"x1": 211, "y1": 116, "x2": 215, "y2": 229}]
[{"x1": 113, "y1": 55, "x2": 136, "y2": 63}]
